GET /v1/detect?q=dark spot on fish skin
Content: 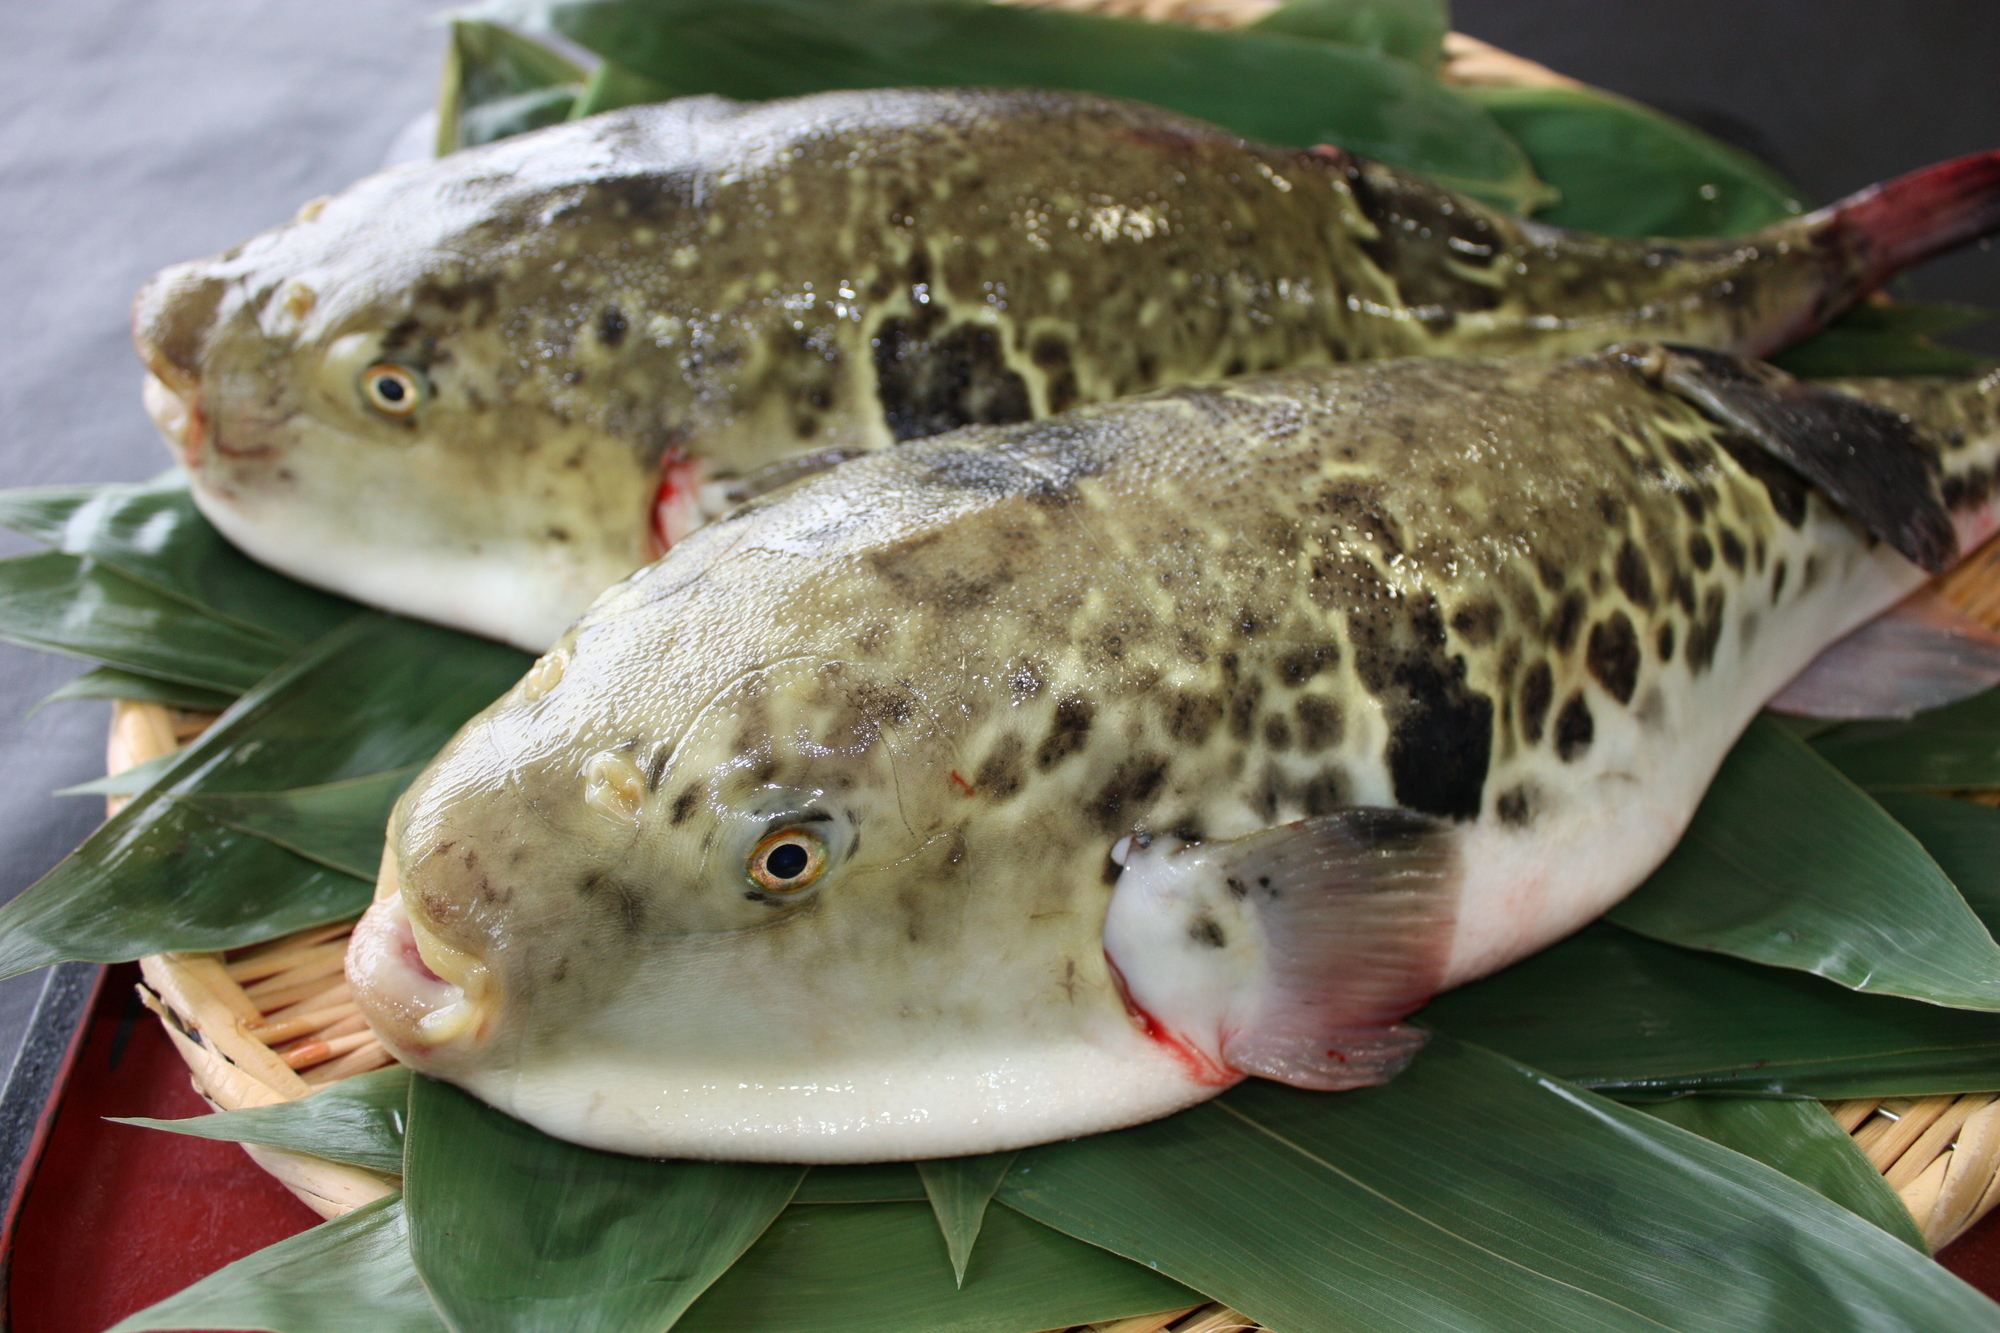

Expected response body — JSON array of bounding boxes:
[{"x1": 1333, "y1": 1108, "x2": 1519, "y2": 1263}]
[
  {"x1": 1586, "y1": 613, "x2": 1642, "y2": 705},
  {"x1": 1338, "y1": 159, "x2": 1505, "y2": 314},
  {"x1": 1451, "y1": 598, "x2": 1502, "y2": 645},
  {"x1": 1496, "y1": 784, "x2": 1535, "y2": 827},
  {"x1": 1596, "y1": 493, "x2": 1626, "y2": 526},
  {"x1": 1010, "y1": 658, "x2": 1047, "y2": 701},
  {"x1": 976, "y1": 736, "x2": 1025, "y2": 800},
  {"x1": 1279, "y1": 644, "x2": 1339, "y2": 684},
  {"x1": 1090, "y1": 755, "x2": 1169, "y2": 833},
  {"x1": 1295, "y1": 695, "x2": 1343, "y2": 749},
  {"x1": 1656, "y1": 622, "x2": 1677, "y2": 663},
  {"x1": 1772, "y1": 559, "x2": 1788, "y2": 599},
  {"x1": 1554, "y1": 694, "x2": 1594, "y2": 761},
  {"x1": 1036, "y1": 695, "x2": 1095, "y2": 770},
  {"x1": 1188, "y1": 915, "x2": 1227, "y2": 949},
  {"x1": 1718, "y1": 528, "x2": 1746, "y2": 572},
  {"x1": 671, "y1": 783, "x2": 702, "y2": 825},
  {"x1": 1739, "y1": 610, "x2": 1760, "y2": 648},
  {"x1": 1164, "y1": 691, "x2": 1222, "y2": 745},
  {"x1": 1686, "y1": 589, "x2": 1728, "y2": 673},
  {"x1": 1225, "y1": 875, "x2": 1248, "y2": 901},
  {"x1": 1300, "y1": 770, "x2": 1346, "y2": 817},
  {"x1": 1029, "y1": 333, "x2": 1080, "y2": 414},
  {"x1": 1678, "y1": 488, "x2": 1707, "y2": 523},
  {"x1": 1615, "y1": 541, "x2": 1654, "y2": 610},
  {"x1": 872, "y1": 311, "x2": 1032, "y2": 440},
  {"x1": 1547, "y1": 591, "x2": 1587, "y2": 653},
  {"x1": 644, "y1": 744, "x2": 671, "y2": 792},
  {"x1": 1802, "y1": 554, "x2": 1822, "y2": 593},
  {"x1": 1687, "y1": 532, "x2": 1715, "y2": 571},
  {"x1": 1520, "y1": 661, "x2": 1554, "y2": 744},
  {"x1": 1384, "y1": 645, "x2": 1493, "y2": 821},
  {"x1": 1667, "y1": 569, "x2": 1697, "y2": 616},
  {"x1": 1536, "y1": 557, "x2": 1566, "y2": 593},
  {"x1": 597, "y1": 306, "x2": 627, "y2": 349},
  {"x1": 1229, "y1": 675, "x2": 1266, "y2": 742},
  {"x1": 1263, "y1": 714, "x2": 1292, "y2": 750}
]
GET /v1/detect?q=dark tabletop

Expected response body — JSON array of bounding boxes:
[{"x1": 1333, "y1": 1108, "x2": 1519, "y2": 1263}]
[{"x1": 0, "y1": 0, "x2": 1994, "y2": 1100}]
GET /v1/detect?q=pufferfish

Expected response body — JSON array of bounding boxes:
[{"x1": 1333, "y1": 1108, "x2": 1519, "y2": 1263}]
[
  {"x1": 132, "y1": 85, "x2": 2000, "y2": 650},
  {"x1": 349, "y1": 345, "x2": 2000, "y2": 1162}
]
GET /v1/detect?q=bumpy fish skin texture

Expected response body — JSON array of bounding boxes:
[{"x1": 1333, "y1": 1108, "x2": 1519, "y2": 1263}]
[
  {"x1": 349, "y1": 349, "x2": 2000, "y2": 1161},
  {"x1": 133, "y1": 87, "x2": 1991, "y2": 650}
]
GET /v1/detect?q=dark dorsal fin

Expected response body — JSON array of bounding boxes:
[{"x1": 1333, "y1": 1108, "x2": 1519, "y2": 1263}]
[{"x1": 1638, "y1": 345, "x2": 1956, "y2": 573}]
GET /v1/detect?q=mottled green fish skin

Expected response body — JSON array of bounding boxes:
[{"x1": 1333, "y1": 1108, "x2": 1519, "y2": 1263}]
[
  {"x1": 352, "y1": 352, "x2": 2000, "y2": 1161},
  {"x1": 138, "y1": 88, "x2": 1902, "y2": 649}
]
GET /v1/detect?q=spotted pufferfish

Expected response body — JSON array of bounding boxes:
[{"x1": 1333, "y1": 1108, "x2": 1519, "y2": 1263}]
[
  {"x1": 133, "y1": 86, "x2": 2000, "y2": 650},
  {"x1": 348, "y1": 345, "x2": 2000, "y2": 1162}
]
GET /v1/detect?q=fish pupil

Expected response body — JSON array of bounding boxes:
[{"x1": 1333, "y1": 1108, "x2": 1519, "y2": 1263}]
[
  {"x1": 765, "y1": 842, "x2": 810, "y2": 879},
  {"x1": 375, "y1": 375, "x2": 406, "y2": 402}
]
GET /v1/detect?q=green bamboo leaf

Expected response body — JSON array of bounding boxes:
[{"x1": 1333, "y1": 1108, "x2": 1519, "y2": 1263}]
[
  {"x1": 56, "y1": 750, "x2": 180, "y2": 797},
  {"x1": 113, "y1": 1066, "x2": 413, "y2": 1175},
  {"x1": 1812, "y1": 686, "x2": 2000, "y2": 790},
  {"x1": 916, "y1": 1151, "x2": 1017, "y2": 1287},
  {"x1": 0, "y1": 551, "x2": 295, "y2": 693},
  {"x1": 679, "y1": 1199, "x2": 1196, "y2": 1333},
  {"x1": 0, "y1": 615, "x2": 531, "y2": 976},
  {"x1": 182, "y1": 767, "x2": 425, "y2": 881},
  {"x1": 568, "y1": 59, "x2": 677, "y2": 118},
  {"x1": 1422, "y1": 922, "x2": 2000, "y2": 1099},
  {"x1": 1635, "y1": 1096, "x2": 1928, "y2": 1252},
  {"x1": 1002, "y1": 1038, "x2": 2000, "y2": 1332},
  {"x1": 38, "y1": 663, "x2": 237, "y2": 713},
  {"x1": 405, "y1": 1075, "x2": 804, "y2": 1333},
  {"x1": 1466, "y1": 83, "x2": 1800, "y2": 237},
  {"x1": 1873, "y1": 790, "x2": 2000, "y2": 932},
  {"x1": 1607, "y1": 715, "x2": 2000, "y2": 1009},
  {"x1": 1249, "y1": 0, "x2": 1447, "y2": 69},
  {"x1": 438, "y1": 18, "x2": 587, "y2": 153},
  {"x1": 107, "y1": 1194, "x2": 446, "y2": 1333},
  {"x1": 467, "y1": 0, "x2": 1553, "y2": 212},
  {"x1": 1771, "y1": 301, "x2": 1993, "y2": 380},
  {"x1": 0, "y1": 474, "x2": 355, "y2": 646},
  {"x1": 793, "y1": 1162, "x2": 926, "y2": 1204}
]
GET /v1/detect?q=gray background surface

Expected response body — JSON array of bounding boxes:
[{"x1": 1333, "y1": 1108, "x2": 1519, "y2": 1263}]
[{"x1": 0, "y1": 0, "x2": 1994, "y2": 1082}]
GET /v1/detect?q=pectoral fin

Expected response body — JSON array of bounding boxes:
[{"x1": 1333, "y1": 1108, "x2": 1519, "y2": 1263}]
[
  {"x1": 1768, "y1": 585, "x2": 2000, "y2": 719},
  {"x1": 1102, "y1": 809, "x2": 1459, "y2": 1092}
]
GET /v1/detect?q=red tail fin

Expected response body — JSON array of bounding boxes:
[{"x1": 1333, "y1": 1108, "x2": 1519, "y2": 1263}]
[{"x1": 1827, "y1": 149, "x2": 2000, "y2": 289}]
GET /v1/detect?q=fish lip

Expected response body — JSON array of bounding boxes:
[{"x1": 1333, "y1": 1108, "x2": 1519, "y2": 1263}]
[
  {"x1": 348, "y1": 865, "x2": 499, "y2": 1058},
  {"x1": 140, "y1": 371, "x2": 206, "y2": 468}
]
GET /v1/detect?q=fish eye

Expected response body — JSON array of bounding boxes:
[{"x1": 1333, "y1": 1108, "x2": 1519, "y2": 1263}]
[
  {"x1": 747, "y1": 828, "x2": 826, "y2": 894},
  {"x1": 361, "y1": 363, "x2": 424, "y2": 417}
]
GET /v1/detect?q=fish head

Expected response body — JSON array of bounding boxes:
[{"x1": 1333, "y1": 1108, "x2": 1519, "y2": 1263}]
[
  {"x1": 130, "y1": 130, "x2": 701, "y2": 652},
  {"x1": 348, "y1": 462, "x2": 1210, "y2": 1159}
]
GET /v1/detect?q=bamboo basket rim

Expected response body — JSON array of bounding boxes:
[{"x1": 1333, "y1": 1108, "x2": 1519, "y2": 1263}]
[{"x1": 104, "y1": 4, "x2": 2000, "y2": 1325}]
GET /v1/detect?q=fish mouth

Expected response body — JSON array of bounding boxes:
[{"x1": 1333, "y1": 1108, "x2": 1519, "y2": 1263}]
[
  {"x1": 139, "y1": 370, "x2": 206, "y2": 468},
  {"x1": 348, "y1": 854, "x2": 497, "y2": 1059}
]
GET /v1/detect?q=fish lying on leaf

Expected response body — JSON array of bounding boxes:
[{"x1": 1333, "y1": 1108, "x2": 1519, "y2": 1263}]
[
  {"x1": 350, "y1": 345, "x2": 2000, "y2": 1162},
  {"x1": 133, "y1": 86, "x2": 2000, "y2": 650}
]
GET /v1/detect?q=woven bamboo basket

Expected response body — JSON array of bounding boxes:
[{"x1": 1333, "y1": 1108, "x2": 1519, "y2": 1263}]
[{"x1": 106, "y1": 5, "x2": 2000, "y2": 1326}]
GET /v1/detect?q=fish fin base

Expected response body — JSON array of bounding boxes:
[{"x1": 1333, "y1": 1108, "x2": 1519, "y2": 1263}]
[
  {"x1": 1636, "y1": 345, "x2": 1956, "y2": 572},
  {"x1": 1768, "y1": 584, "x2": 2000, "y2": 719},
  {"x1": 1103, "y1": 808, "x2": 1459, "y2": 1093},
  {"x1": 1827, "y1": 149, "x2": 2000, "y2": 291}
]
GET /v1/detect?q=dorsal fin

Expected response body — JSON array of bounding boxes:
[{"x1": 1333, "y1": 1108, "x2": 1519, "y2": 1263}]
[{"x1": 1634, "y1": 345, "x2": 1956, "y2": 572}]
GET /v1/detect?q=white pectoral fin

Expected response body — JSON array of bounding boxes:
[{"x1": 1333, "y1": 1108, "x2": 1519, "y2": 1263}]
[
  {"x1": 1102, "y1": 809, "x2": 1460, "y2": 1092},
  {"x1": 1768, "y1": 585, "x2": 2000, "y2": 720}
]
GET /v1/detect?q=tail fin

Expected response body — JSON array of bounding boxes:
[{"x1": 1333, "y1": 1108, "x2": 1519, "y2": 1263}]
[{"x1": 1823, "y1": 149, "x2": 2000, "y2": 291}]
